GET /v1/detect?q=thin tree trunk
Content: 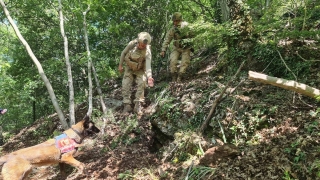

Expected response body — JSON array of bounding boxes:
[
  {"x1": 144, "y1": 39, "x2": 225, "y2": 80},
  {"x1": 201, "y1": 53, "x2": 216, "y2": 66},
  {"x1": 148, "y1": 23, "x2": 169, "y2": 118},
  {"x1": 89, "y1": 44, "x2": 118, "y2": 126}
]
[
  {"x1": 58, "y1": 0, "x2": 75, "y2": 125},
  {"x1": 83, "y1": 6, "x2": 93, "y2": 117},
  {"x1": 83, "y1": 5, "x2": 109, "y2": 133},
  {"x1": 0, "y1": 0, "x2": 69, "y2": 129},
  {"x1": 32, "y1": 90, "x2": 36, "y2": 122},
  {"x1": 219, "y1": 0, "x2": 230, "y2": 22},
  {"x1": 92, "y1": 63, "x2": 110, "y2": 134},
  {"x1": 91, "y1": 64, "x2": 107, "y2": 114},
  {"x1": 265, "y1": 0, "x2": 270, "y2": 8}
]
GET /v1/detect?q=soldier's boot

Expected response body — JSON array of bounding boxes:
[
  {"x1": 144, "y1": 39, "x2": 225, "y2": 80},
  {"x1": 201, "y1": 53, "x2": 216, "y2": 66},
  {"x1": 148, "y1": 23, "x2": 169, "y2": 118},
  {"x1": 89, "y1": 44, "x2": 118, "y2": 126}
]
[
  {"x1": 123, "y1": 103, "x2": 132, "y2": 114},
  {"x1": 134, "y1": 102, "x2": 143, "y2": 115},
  {"x1": 177, "y1": 73, "x2": 184, "y2": 82},
  {"x1": 172, "y1": 73, "x2": 178, "y2": 82}
]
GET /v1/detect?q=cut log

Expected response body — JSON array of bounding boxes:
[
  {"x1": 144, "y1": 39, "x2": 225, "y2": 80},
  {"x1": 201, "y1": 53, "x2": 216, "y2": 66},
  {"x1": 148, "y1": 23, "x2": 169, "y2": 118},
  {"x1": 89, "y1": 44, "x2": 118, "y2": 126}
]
[{"x1": 248, "y1": 71, "x2": 320, "y2": 99}]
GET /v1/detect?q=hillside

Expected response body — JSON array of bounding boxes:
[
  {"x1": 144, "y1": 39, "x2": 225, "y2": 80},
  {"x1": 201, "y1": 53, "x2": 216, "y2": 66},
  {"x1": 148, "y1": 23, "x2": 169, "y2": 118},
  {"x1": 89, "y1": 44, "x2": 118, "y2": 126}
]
[{"x1": 0, "y1": 54, "x2": 320, "y2": 180}]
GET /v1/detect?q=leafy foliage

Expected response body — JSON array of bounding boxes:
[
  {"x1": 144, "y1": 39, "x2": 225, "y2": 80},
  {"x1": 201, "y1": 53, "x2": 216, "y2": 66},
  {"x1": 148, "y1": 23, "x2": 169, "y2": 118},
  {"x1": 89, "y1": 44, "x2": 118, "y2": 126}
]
[
  {"x1": 0, "y1": 1, "x2": 320, "y2": 179},
  {"x1": 188, "y1": 166, "x2": 216, "y2": 180}
]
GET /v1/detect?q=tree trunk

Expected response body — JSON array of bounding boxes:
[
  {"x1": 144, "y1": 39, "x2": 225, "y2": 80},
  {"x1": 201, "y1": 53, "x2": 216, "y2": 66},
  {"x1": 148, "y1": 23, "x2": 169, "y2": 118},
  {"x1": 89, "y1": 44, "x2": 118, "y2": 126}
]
[
  {"x1": 265, "y1": 0, "x2": 270, "y2": 8},
  {"x1": 83, "y1": 6, "x2": 93, "y2": 117},
  {"x1": 248, "y1": 71, "x2": 320, "y2": 98},
  {"x1": 83, "y1": 6, "x2": 109, "y2": 133},
  {"x1": 58, "y1": 0, "x2": 75, "y2": 125},
  {"x1": 0, "y1": 0, "x2": 69, "y2": 129},
  {"x1": 92, "y1": 63, "x2": 110, "y2": 134},
  {"x1": 219, "y1": 0, "x2": 230, "y2": 22}
]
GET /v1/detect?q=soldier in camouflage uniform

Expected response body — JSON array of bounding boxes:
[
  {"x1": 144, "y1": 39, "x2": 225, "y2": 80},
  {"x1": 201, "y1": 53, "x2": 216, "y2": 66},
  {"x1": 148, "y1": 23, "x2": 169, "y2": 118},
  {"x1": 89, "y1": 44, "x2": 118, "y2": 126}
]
[
  {"x1": 160, "y1": 12, "x2": 194, "y2": 82},
  {"x1": 118, "y1": 32, "x2": 154, "y2": 115}
]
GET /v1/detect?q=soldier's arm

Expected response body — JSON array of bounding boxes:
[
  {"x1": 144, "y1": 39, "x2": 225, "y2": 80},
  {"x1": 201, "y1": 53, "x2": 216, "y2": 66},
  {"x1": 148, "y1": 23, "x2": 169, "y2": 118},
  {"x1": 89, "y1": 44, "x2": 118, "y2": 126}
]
[
  {"x1": 120, "y1": 40, "x2": 136, "y2": 66},
  {"x1": 145, "y1": 46, "x2": 154, "y2": 87},
  {"x1": 145, "y1": 45, "x2": 152, "y2": 78},
  {"x1": 161, "y1": 28, "x2": 174, "y2": 52}
]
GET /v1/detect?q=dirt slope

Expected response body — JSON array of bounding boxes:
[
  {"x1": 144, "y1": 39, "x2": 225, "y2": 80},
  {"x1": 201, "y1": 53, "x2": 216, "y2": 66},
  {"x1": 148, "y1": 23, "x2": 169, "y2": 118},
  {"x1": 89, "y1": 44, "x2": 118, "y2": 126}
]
[{"x1": 0, "y1": 56, "x2": 319, "y2": 180}]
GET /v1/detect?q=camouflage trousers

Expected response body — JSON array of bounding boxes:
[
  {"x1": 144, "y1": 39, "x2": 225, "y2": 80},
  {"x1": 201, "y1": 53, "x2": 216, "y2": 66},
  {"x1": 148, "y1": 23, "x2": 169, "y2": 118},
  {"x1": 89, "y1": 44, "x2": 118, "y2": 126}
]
[
  {"x1": 169, "y1": 47, "x2": 191, "y2": 74},
  {"x1": 122, "y1": 66, "x2": 146, "y2": 104}
]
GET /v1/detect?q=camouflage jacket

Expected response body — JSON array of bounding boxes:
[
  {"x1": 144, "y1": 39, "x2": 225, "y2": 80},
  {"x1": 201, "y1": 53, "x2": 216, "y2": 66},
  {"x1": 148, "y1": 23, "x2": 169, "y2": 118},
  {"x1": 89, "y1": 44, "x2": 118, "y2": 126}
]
[
  {"x1": 161, "y1": 21, "x2": 194, "y2": 52},
  {"x1": 120, "y1": 39, "x2": 152, "y2": 78}
]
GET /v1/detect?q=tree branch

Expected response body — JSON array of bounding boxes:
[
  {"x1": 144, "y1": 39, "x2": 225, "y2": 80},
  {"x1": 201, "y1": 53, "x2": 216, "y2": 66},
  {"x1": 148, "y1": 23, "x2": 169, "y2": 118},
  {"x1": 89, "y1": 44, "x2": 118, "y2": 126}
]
[
  {"x1": 248, "y1": 71, "x2": 320, "y2": 99},
  {"x1": 199, "y1": 60, "x2": 246, "y2": 134}
]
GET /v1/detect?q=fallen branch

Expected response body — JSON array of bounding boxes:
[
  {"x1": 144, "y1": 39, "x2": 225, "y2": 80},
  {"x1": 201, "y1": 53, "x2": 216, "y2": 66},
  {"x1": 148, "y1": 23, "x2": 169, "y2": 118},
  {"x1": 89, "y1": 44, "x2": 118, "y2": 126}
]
[
  {"x1": 185, "y1": 160, "x2": 194, "y2": 180},
  {"x1": 162, "y1": 143, "x2": 179, "y2": 163},
  {"x1": 277, "y1": 50, "x2": 297, "y2": 80},
  {"x1": 248, "y1": 71, "x2": 320, "y2": 98},
  {"x1": 199, "y1": 60, "x2": 246, "y2": 134},
  {"x1": 296, "y1": 51, "x2": 320, "y2": 62},
  {"x1": 217, "y1": 120, "x2": 226, "y2": 143}
]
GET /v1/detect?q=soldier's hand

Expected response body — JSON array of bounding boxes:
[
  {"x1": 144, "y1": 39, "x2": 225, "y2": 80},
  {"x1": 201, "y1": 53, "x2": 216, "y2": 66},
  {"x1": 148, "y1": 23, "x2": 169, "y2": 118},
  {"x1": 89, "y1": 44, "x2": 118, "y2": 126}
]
[
  {"x1": 160, "y1": 51, "x2": 165, "y2": 58},
  {"x1": 118, "y1": 65, "x2": 123, "y2": 74},
  {"x1": 147, "y1": 77, "x2": 154, "y2": 87},
  {"x1": 1, "y1": 109, "x2": 7, "y2": 114}
]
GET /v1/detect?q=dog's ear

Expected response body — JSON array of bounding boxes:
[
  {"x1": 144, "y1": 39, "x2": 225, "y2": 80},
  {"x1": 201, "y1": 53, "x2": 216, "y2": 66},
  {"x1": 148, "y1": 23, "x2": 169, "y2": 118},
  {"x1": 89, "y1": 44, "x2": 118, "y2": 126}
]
[
  {"x1": 82, "y1": 114, "x2": 91, "y2": 129},
  {"x1": 83, "y1": 114, "x2": 90, "y2": 122}
]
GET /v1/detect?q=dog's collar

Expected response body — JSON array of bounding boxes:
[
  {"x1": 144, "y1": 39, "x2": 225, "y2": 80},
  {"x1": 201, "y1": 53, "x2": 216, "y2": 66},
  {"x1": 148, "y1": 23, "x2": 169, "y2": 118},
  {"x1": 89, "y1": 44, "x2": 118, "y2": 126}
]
[{"x1": 71, "y1": 127, "x2": 83, "y2": 143}]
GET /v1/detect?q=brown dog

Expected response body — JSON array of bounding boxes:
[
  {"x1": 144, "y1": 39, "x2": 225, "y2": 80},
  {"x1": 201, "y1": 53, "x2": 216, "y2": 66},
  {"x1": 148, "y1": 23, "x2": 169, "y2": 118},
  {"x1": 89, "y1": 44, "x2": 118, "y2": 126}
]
[{"x1": 0, "y1": 116, "x2": 100, "y2": 180}]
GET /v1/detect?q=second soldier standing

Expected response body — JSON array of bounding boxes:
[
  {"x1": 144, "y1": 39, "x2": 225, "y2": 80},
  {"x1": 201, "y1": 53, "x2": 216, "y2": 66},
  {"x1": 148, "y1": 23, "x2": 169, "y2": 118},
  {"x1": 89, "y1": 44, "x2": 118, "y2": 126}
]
[{"x1": 160, "y1": 12, "x2": 194, "y2": 82}]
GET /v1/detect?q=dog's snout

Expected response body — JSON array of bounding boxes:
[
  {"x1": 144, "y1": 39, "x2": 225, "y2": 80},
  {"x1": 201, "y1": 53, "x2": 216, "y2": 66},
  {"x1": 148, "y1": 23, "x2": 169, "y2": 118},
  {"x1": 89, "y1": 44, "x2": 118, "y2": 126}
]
[
  {"x1": 92, "y1": 126, "x2": 100, "y2": 133},
  {"x1": 87, "y1": 122, "x2": 100, "y2": 135}
]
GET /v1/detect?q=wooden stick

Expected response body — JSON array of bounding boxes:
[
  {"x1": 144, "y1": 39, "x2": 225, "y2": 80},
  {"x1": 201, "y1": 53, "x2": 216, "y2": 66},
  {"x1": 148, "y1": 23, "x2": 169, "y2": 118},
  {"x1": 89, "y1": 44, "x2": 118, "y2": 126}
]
[
  {"x1": 248, "y1": 71, "x2": 320, "y2": 98},
  {"x1": 199, "y1": 60, "x2": 246, "y2": 134}
]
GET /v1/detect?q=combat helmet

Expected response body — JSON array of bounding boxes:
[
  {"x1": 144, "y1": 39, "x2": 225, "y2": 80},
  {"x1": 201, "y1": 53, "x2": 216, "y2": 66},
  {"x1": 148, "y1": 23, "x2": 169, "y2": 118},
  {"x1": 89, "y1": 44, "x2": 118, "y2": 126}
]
[
  {"x1": 138, "y1": 32, "x2": 151, "y2": 44},
  {"x1": 172, "y1": 12, "x2": 182, "y2": 21}
]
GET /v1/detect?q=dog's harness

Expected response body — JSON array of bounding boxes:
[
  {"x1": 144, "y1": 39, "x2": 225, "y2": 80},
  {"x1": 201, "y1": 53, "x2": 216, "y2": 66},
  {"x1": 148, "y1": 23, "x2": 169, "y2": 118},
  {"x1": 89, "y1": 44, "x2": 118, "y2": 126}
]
[
  {"x1": 55, "y1": 128, "x2": 84, "y2": 154},
  {"x1": 55, "y1": 134, "x2": 77, "y2": 153}
]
